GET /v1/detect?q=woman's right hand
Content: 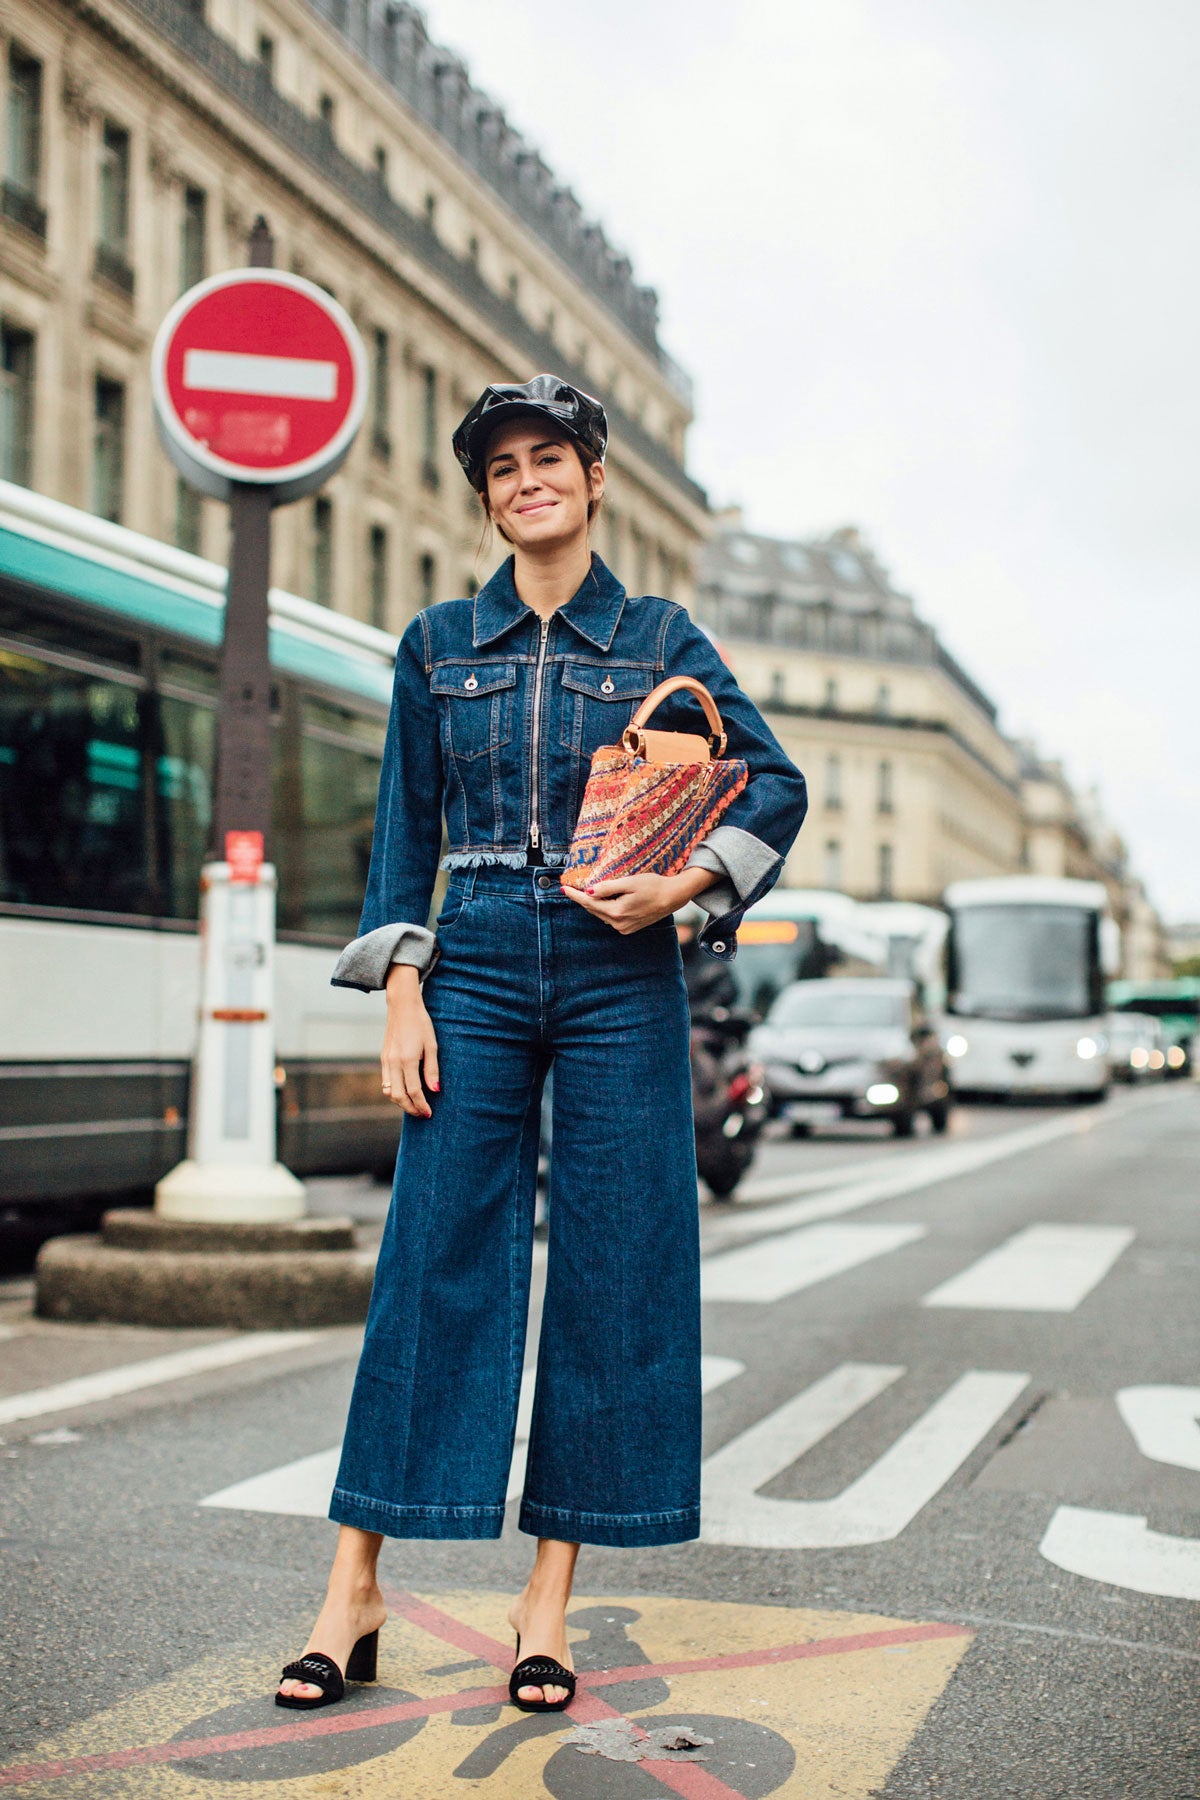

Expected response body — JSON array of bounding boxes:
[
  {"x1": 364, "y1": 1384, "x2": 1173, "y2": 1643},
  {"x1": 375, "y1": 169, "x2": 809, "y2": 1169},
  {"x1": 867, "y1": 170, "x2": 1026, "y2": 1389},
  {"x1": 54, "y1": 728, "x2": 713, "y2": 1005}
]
[{"x1": 381, "y1": 963, "x2": 440, "y2": 1117}]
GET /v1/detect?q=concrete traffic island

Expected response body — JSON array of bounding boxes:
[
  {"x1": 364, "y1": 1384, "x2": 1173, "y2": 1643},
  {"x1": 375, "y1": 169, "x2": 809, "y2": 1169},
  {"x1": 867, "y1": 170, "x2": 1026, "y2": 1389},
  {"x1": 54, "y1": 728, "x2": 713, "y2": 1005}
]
[{"x1": 34, "y1": 1209, "x2": 376, "y2": 1329}]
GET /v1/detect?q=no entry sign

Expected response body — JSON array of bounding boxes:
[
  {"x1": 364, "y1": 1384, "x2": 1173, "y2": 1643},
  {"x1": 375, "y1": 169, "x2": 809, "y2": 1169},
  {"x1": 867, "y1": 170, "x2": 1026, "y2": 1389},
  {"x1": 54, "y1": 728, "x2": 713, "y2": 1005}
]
[{"x1": 151, "y1": 269, "x2": 367, "y2": 503}]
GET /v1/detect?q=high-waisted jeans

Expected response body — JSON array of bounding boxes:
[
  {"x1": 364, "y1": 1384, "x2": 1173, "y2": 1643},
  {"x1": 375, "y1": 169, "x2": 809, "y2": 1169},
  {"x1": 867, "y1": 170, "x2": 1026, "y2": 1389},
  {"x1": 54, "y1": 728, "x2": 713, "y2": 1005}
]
[{"x1": 330, "y1": 864, "x2": 701, "y2": 1548}]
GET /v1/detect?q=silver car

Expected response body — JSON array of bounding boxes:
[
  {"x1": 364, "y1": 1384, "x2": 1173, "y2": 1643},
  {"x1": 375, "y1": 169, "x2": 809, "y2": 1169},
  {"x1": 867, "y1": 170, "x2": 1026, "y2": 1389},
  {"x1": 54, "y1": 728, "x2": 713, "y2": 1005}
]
[{"x1": 748, "y1": 977, "x2": 952, "y2": 1138}]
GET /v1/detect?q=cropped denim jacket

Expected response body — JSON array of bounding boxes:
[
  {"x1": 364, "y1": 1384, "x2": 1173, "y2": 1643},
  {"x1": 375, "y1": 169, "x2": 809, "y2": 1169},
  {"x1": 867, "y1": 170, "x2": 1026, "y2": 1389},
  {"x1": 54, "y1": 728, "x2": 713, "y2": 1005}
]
[{"x1": 332, "y1": 554, "x2": 808, "y2": 990}]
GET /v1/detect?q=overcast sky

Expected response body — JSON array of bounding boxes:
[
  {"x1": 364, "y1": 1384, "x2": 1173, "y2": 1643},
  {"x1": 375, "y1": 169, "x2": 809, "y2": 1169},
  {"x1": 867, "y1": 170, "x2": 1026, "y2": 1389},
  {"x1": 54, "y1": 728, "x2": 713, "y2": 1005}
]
[{"x1": 425, "y1": 0, "x2": 1200, "y2": 920}]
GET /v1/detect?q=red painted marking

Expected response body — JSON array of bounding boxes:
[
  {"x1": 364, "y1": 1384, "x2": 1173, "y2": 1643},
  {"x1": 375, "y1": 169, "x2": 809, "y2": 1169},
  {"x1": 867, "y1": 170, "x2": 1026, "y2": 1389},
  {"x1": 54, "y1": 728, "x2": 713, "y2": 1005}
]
[{"x1": 0, "y1": 1595, "x2": 972, "y2": 1793}]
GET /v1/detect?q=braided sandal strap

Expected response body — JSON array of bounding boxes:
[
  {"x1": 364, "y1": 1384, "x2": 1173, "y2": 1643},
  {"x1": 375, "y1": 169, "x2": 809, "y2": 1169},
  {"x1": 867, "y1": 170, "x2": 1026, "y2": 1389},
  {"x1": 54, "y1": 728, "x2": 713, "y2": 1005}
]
[
  {"x1": 511, "y1": 1657, "x2": 576, "y2": 1689},
  {"x1": 279, "y1": 1653, "x2": 344, "y2": 1700}
]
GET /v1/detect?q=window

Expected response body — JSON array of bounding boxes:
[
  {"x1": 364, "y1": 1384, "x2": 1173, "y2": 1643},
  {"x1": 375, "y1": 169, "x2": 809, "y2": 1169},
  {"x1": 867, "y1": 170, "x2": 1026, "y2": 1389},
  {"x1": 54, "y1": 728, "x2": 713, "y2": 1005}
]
[
  {"x1": 319, "y1": 93, "x2": 336, "y2": 134},
  {"x1": 878, "y1": 842, "x2": 894, "y2": 898},
  {"x1": 0, "y1": 646, "x2": 150, "y2": 914},
  {"x1": 605, "y1": 506, "x2": 620, "y2": 576},
  {"x1": 824, "y1": 752, "x2": 842, "y2": 810},
  {"x1": 769, "y1": 668, "x2": 786, "y2": 706},
  {"x1": 423, "y1": 191, "x2": 437, "y2": 230},
  {"x1": 256, "y1": 33, "x2": 275, "y2": 80},
  {"x1": 823, "y1": 677, "x2": 838, "y2": 710},
  {"x1": 368, "y1": 525, "x2": 388, "y2": 629},
  {"x1": 154, "y1": 676, "x2": 216, "y2": 919},
  {"x1": 467, "y1": 233, "x2": 479, "y2": 264},
  {"x1": 175, "y1": 476, "x2": 202, "y2": 555},
  {"x1": 93, "y1": 377, "x2": 125, "y2": 522},
  {"x1": 875, "y1": 682, "x2": 891, "y2": 715},
  {"x1": 419, "y1": 551, "x2": 436, "y2": 610},
  {"x1": 281, "y1": 697, "x2": 386, "y2": 937},
  {"x1": 507, "y1": 273, "x2": 520, "y2": 306},
  {"x1": 373, "y1": 144, "x2": 388, "y2": 185},
  {"x1": 0, "y1": 324, "x2": 35, "y2": 487},
  {"x1": 877, "y1": 758, "x2": 894, "y2": 814},
  {"x1": 824, "y1": 838, "x2": 843, "y2": 891},
  {"x1": 96, "y1": 121, "x2": 133, "y2": 292},
  {"x1": 6, "y1": 47, "x2": 43, "y2": 220},
  {"x1": 180, "y1": 184, "x2": 206, "y2": 292},
  {"x1": 311, "y1": 496, "x2": 333, "y2": 605},
  {"x1": 371, "y1": 329, "x2": 391, "y2": 457},
  {"x1": 420, "y1": 366, "x2": 438, "y2": 488}
]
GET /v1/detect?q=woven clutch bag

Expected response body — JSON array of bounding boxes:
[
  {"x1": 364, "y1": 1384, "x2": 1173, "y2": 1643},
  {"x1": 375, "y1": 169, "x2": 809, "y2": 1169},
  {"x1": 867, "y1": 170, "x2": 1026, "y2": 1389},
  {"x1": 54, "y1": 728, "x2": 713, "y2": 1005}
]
[{"x1": 562, "y1": 676, "x2": 748, "y2": 890}]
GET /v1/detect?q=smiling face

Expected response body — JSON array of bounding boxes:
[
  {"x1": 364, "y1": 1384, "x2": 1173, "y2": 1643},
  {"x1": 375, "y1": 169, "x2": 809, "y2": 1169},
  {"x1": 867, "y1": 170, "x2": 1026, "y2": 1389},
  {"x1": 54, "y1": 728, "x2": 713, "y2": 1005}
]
[{"x1": 482, "y1": 420, "x2": 605, "y2": 552}]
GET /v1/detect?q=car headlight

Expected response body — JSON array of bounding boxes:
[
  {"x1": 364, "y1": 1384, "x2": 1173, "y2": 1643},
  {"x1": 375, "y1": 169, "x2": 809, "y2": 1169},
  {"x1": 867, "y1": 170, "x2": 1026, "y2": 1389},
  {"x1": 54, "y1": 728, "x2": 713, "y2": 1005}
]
[
  {"x1": 866, "y1": 1082, "x2": 900, "y2": 1106},
  {"x1": 1130, "y1": 1047, "x2": 1149, "y2": 1069},
  {"x1": 1075, "y1": 1037, "x2": 1098, "y2": 1060},
  {"x1": 945, "y1": 1034, "x2": 969, "y2": 1058},
  {"x1": 1148, "y1": 1049, "x2": 1166, "y2": 1070},
  {"x1": 1167, "y1": 1045, "x2": 1186, "y2": 1068}
]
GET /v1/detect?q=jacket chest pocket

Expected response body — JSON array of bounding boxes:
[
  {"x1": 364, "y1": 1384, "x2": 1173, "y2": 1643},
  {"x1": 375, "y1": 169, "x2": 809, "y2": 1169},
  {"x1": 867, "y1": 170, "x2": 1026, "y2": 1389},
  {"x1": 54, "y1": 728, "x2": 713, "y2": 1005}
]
[
  {"x1": 430, "y1": 662, "x2": 516, "y2": 763},
  {"x1": 559, "y1": 663, "x2": 654, "y2": 759}
]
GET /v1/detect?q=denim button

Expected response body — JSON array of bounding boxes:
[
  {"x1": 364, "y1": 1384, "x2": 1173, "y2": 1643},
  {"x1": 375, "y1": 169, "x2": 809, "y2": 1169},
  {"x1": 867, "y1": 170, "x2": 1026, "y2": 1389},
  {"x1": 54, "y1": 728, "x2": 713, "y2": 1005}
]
[
  {"x1": 711, "y1": 939, "x2": 726, "y2": 953},
  {"x1": 537, "y1": 874, "x2": 553, "y2": 888}
]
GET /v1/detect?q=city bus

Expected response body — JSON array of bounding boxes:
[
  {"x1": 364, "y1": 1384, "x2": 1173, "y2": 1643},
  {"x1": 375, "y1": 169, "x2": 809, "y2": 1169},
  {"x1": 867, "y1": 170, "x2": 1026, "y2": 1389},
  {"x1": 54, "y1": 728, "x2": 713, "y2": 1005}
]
[
  {"x1": 1107, "y1": 978, "x2": 1200, "y2": 1075},
  {"x1": 942, "y1": 876, "x2": 1118, "y2": 1099},
  {"x1": 0, "y1": 478, "x2": 403, "y2": 1224}
]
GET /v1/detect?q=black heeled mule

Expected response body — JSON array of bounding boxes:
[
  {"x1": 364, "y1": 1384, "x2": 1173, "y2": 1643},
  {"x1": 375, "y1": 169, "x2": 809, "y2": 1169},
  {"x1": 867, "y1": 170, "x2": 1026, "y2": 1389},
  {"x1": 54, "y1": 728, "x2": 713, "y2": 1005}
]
[
  {"x1": 275, "y1": 1628, "x2": 378, "y2": 1710},
  {"x1": 508, "y1": 1631, "x2": 577, "y2": 1713}
]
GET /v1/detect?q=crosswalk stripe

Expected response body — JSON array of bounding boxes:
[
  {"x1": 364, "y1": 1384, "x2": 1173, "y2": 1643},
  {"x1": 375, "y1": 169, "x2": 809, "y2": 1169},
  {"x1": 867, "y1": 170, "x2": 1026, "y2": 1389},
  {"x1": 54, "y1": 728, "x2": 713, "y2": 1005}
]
[
  {"x1": 922, "y1": 1224, "x2": 1134, "y2": 1313},
  {"x1": 0, "y1": 1331, "x2": 318, "y2": 1427},
  {"x1": 200, "y1": 1353, "x2": 748, "y2": 1517},
  {"x1": 701, "y1": 1364, "x2": 1030, "y2": 1549},
  {"x1": 702, "y1": 1221, "x2": 925, "y2": 1304}
]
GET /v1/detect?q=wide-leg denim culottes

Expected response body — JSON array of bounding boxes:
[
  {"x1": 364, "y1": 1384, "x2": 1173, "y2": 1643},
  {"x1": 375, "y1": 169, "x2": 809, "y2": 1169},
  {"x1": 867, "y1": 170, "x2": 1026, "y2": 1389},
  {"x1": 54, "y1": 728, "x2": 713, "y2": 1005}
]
[{"x1": 330, "y1": 864, "x2": 702, "y2": 1548}]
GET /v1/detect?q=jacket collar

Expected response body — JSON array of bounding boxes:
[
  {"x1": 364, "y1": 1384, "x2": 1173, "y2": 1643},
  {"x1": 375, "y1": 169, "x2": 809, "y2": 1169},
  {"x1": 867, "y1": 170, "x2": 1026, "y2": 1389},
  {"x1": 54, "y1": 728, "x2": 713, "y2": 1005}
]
[{"x1": 472, "y1": 554, "x2": 627, "y2": 653}]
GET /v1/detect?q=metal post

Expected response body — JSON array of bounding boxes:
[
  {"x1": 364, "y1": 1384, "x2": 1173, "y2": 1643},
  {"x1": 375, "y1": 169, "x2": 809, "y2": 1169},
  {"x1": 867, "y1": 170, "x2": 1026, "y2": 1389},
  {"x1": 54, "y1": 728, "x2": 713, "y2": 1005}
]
[{"x1": 214, "y1": 484, "x2": 274, "y2": 851}]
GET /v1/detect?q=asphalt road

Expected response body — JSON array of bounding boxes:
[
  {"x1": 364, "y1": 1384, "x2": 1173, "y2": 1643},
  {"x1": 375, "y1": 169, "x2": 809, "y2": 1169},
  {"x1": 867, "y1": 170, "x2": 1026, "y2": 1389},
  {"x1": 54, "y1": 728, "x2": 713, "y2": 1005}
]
[{"x1": 1, "y1": 1085, "x2": 1197, "y2": 1799}]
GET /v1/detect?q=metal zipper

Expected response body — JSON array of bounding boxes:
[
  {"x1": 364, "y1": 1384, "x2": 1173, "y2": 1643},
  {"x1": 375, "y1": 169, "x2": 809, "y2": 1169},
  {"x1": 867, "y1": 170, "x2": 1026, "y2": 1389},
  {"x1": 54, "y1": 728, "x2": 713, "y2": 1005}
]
[{"x1": 528, "y1": 614, "x2": 551, "y2": 850}]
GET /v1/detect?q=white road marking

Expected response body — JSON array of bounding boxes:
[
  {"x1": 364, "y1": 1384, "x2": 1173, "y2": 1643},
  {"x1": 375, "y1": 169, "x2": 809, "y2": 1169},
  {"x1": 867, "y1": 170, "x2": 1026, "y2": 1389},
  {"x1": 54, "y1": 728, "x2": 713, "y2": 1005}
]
[
  {"x1": 701, "y1": 1363, "x2": 1029, "y2": 1548},
  {"x1": 1116, "y1": 1386, "x2": 1200, "y2": 1472},
  {"x1": 201, "y1": 1354, "x2": 749, "y2": 1517},
  {"x1": 0, "y1": 1332, "x2": 317, "y2": 1427},
  {"x1": 182, "y1": 349, "x2": 338, "y2": 400},
  {"x1": 707, "y1": 1110, "x2": 1100, "y2": 1247},
  {"x1": 1040, "y1": 1506, "x2": 1200, "y2": 1602},
  {"x1": 922, "y1": 1225, "x2": 1134, "y2": 1312},
  {"x1": 702, "y1": 1222, "x2": 925, "y2": 1304}
]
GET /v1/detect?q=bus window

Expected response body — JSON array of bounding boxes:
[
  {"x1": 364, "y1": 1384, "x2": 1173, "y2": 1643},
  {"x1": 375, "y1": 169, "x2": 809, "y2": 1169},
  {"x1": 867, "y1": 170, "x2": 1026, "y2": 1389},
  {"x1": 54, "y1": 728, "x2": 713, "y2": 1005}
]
[
  {"x1": 0, "y1": 643, "x2": 150, "y2": 914},
  {"x1": 289, "y1": 696, "x2": 385, "y2": 939},
  {"x1": 154, "y1": 691, "x2": 214, "y2": 919}
]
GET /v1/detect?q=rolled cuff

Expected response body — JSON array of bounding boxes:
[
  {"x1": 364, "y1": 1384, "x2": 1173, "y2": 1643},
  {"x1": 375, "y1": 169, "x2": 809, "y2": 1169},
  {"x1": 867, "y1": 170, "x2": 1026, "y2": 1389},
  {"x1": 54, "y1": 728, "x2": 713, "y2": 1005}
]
[
  {"x1": 330, "y1": 921, "x2": 438, "y2": 992},
  {"x1": 685, "y1": 825, "x2": 781, "y2": 919}
]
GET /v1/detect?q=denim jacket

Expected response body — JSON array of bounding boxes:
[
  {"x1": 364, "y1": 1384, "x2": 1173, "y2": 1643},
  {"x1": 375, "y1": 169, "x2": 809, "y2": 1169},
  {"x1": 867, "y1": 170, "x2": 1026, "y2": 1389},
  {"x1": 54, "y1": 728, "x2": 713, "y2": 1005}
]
[{"x1": 332, "y1": 554, "x2": 807, "y2": 990}]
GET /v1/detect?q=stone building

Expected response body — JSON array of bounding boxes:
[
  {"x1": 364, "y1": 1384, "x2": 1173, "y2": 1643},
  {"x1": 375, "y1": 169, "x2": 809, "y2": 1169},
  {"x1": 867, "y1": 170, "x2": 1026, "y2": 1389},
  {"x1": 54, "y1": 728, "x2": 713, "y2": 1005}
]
[
  {"x1": 0, "y1": 0, "x2": 706, "y2": 630},
  {"x1": 696, "y1": 519, "x2": 1025, "y2": 903}
]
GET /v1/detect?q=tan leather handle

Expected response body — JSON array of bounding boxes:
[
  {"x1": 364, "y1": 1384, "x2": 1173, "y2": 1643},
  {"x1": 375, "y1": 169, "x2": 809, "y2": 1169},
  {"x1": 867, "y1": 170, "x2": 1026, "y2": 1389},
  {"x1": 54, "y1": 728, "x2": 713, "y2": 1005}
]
[{"x1": 629, "y1": 676, "x2": 725, "y2": 741}]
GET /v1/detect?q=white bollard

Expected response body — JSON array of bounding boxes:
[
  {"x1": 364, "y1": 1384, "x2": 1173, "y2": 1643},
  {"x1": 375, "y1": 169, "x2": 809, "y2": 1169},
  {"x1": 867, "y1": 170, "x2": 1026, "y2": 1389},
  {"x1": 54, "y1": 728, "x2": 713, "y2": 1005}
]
[{"x1": 155, "y1": 859, "x2": 306, "y2": 1222}]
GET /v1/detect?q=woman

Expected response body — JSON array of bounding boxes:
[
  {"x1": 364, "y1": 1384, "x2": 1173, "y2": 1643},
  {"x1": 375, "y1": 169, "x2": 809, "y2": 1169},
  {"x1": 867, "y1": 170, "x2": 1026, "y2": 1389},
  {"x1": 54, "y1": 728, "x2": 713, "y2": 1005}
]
[{"x1": 277, "y1": 375, "x2": 807, "y2": 1713}]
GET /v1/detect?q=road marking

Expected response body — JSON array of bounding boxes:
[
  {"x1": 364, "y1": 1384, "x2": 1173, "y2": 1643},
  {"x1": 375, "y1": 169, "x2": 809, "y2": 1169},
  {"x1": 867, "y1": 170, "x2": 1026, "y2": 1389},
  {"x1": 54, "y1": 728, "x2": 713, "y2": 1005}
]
[
  {"x1": 702, "y1": 1222, "x2": 925, "y2": 1304},
  {"x1": 707, "y1": 1109, "x2": 1101, "y2": 1247},
  {"x1": 182, "y1": 347, "x2": 338, "y2": 399},
  {"x1": 1116, "y1": 1385, "x2": 1200, "y2": 1472},
  {"x1": 0, "y1": 1589, "x2": 972, "y2": 1796},
  {"x1": 201, "y1": 1354, "x2": 748, "y2": 1518},
  {"x1": 702, "y1": 1364, "x2": 1029, "y2": 1548},
  {"x1": 1040, "y1": 1507, "x2": 1200, "y2": 1602},
  {"x1": 0, "y1": 1332, "x2": 317, "y2": 1427},
  {"x1": 922, "y1": 1224, "x2": 1134, "y2": 1312}
]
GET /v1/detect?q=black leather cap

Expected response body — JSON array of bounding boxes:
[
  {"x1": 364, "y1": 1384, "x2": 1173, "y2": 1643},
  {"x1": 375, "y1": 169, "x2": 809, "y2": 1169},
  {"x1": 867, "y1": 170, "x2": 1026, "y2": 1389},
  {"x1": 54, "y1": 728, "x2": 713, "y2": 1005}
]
[{"x1": 452, "y1": 374, "x2": 608, "y2": 490}]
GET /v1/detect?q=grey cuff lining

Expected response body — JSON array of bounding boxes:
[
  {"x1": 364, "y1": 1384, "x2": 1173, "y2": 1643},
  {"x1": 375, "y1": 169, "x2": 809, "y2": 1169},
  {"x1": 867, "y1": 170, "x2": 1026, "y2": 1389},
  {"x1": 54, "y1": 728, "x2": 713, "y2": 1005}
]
[
  {"x1": 330, "y1": 921, "x2": 438, "y2": 992},
  {"x1": 684, "y1": 825, "x2": 781, "y2": 918}
]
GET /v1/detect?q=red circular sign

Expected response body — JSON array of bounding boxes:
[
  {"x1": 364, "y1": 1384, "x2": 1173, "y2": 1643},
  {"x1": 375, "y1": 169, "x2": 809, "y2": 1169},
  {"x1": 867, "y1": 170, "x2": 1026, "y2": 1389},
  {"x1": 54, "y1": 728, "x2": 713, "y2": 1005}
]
[{"x1": 151, "y1": 270, "x2": 367, "y2": 502}]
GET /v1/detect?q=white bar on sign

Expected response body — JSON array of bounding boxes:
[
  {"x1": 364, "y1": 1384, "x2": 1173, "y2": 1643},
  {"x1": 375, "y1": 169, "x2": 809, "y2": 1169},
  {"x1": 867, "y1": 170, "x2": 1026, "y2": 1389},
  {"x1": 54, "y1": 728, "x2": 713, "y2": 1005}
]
[
  {"x1": 923, "y1": 1224, "x2": 1134, "y2": 1313},
  {"x1": 182, "y1": 348, "x2": 338, "y2": 401},
  {"x1": 701, "y1": 1221, "x2": 926, "y2": 1305}
]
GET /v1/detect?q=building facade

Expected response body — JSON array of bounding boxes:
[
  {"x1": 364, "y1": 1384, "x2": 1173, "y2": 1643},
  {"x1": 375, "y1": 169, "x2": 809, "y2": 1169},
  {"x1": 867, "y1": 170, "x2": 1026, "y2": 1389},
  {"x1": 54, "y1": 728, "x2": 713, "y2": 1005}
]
[
  {"x1": 0, "y1": 0, "x2": 706, "y2": 631},
  {"x1": 697, "y1": 520, "x2": 1025, "y2": 904}
]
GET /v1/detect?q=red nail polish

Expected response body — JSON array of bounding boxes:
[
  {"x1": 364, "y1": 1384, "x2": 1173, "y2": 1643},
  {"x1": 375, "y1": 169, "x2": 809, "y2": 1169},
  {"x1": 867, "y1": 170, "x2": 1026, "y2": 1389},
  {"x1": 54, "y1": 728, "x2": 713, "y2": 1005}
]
[{"x1": 431, "y1": 1081, "x2": 440, "y2": 1092}]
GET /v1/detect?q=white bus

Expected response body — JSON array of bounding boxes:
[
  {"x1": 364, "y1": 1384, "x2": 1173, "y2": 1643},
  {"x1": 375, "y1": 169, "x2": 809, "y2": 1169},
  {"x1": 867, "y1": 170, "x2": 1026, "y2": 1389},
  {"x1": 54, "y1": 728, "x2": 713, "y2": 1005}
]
[
  {"x1": 0, "y1": 478, "x2": 401, "y2": 1224},
  {"x1": 942, "y1": 876, "x2": 1117, "y2": 1099}
]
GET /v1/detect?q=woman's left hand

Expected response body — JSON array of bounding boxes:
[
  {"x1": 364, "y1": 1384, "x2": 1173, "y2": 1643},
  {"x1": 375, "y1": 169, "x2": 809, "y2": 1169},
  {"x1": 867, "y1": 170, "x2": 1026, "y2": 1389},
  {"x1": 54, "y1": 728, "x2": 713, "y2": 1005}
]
[{"x1": 563, "y1": 866, "x2": 717, "y2": 934}]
